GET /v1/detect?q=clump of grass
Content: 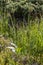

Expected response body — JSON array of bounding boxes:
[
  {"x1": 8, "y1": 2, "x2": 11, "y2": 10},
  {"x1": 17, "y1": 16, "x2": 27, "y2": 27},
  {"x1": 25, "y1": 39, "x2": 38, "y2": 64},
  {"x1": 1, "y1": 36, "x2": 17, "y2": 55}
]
[{"x1": 0, "y1": 16, "x2": 43, "y2": 65}]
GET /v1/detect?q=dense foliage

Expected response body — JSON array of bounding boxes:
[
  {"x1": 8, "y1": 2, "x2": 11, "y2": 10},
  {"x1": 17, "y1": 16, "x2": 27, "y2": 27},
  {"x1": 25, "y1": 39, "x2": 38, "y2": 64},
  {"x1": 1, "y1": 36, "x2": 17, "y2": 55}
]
[
  {"x1": 0, "y1": 0, "x2": 43, "y2": 22},
  {"x1": 0, "y1": 0, "x2": 43, "y2": 65}
]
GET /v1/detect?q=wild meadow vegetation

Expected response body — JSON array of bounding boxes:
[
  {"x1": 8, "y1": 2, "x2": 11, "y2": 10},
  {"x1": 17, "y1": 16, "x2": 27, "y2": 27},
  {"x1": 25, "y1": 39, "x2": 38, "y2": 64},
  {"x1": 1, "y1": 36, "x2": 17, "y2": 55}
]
[{"x1": 0, "y1": 0, "x2": 43, "y2": 65}]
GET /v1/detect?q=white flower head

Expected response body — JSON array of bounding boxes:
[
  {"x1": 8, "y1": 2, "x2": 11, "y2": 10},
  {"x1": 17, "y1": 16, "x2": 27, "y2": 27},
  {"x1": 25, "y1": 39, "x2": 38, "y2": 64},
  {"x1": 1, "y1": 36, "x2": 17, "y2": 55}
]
[
  {"x1": 6, "y1": 46, "x2": 15, "y2": 53},
  {"x1": 10, "y1": 42, "x2": 17, "y2": 48}
]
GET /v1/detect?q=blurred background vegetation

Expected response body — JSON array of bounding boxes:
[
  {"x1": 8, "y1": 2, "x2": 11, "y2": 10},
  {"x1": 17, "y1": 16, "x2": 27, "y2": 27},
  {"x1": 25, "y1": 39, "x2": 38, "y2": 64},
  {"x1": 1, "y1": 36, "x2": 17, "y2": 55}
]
[{"x1": 0, "y1": 0, "x2": 43, "y2": 65}]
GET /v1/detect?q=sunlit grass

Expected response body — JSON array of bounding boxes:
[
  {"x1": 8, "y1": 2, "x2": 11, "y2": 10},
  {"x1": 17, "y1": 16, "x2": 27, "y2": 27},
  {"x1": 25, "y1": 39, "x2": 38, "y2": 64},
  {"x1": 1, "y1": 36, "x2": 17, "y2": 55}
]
[{"x1": 0, "y1": 17, "x2": 43, "y2": 65}]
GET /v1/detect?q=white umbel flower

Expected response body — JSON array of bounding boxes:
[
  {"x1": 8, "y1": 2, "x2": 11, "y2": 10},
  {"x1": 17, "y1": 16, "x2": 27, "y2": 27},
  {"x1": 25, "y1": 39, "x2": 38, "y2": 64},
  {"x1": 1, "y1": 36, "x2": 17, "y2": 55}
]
[
  {"x1": 10, "y1": 43, "x2": 17, "y2": 48},
  {"x1": 6, "y1": 46, "x2": 15, "y2": 53}
]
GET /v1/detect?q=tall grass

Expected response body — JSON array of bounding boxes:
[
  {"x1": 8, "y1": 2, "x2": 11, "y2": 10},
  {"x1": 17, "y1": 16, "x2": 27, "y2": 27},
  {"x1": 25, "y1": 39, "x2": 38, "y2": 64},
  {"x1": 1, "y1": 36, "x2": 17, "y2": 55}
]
[{"x1": 0, "y1": 16, "x2": 43, "y2": 65}]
